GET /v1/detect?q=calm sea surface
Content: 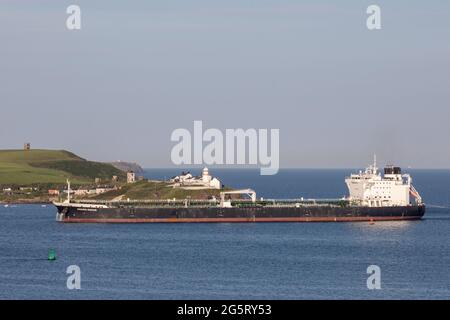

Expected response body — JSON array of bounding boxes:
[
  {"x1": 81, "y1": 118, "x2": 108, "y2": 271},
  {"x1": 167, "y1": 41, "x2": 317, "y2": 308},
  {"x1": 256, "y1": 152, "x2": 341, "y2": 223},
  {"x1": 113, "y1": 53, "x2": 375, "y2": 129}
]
[{"x1": 0, "y1": 169, "x2": 449, "y2": 299}]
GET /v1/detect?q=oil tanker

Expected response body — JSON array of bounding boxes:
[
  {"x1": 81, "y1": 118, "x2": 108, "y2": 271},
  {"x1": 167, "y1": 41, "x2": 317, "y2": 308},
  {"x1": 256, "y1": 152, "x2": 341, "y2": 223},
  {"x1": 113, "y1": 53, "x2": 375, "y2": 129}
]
[{"x1": 54, "y1": 160, "x2": 425, "y2": 223}]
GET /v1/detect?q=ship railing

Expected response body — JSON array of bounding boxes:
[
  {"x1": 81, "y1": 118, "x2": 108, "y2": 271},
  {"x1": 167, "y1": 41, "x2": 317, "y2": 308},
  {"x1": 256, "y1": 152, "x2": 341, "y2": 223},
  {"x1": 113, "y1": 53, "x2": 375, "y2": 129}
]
[
  {"x1": 70, "y1": 199, "x2": 221, "y2": 207},
  {"x1": 70, "y1": 198, "x2": 350, "y2": 208},
  {"x1": 71, "y1": 198, "x2": 346, "y2": 203}
]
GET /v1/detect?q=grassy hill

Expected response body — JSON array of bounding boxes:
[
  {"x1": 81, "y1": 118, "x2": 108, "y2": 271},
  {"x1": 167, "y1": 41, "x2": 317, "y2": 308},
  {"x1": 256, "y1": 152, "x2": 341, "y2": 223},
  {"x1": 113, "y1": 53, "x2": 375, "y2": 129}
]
[
  {"x1": 0, "y1": 149, "x2": 125, "y2": 186},
  {"x1": 92, "y1": 180, "x2": 229, "y2": 201}
]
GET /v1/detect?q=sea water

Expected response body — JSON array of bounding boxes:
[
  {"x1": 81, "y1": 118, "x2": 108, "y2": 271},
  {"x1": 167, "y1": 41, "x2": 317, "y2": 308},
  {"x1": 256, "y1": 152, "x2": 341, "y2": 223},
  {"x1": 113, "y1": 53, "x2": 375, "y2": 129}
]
[{"x1": 0, "y1": 169, "x2": 449, "y2": 299}]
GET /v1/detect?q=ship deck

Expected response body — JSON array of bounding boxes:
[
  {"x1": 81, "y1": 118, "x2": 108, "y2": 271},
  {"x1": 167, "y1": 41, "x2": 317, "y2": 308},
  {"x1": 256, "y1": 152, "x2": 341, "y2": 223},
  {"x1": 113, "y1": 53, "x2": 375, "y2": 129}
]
[{"x1": 68, "y1": 198, "x2": 354, "y2": 209}]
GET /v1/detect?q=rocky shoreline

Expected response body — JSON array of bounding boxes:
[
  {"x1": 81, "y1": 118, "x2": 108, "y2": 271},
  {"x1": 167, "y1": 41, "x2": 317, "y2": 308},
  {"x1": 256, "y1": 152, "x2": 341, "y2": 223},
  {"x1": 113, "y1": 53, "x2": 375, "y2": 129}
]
[{"x1": 1, "y1": 200, "x2": 52, "y2": 205}]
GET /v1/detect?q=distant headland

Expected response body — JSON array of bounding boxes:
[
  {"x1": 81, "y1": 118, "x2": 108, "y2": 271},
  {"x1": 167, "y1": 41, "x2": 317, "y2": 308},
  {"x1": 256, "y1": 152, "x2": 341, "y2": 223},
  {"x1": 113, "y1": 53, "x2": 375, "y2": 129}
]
[
  {"x1": 109, "y1": 161, "x2": 144, "y2": 175},
  {"x1": 0, "y1": 147, "x2": 226, "y2": 204}
]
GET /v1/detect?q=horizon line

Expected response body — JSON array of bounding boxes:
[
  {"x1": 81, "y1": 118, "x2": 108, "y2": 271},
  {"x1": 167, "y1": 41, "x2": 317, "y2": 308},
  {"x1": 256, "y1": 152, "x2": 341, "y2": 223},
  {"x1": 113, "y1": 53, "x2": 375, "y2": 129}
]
[{"x1": 140, "y1": 166, "x2": 450, "y2": 170}]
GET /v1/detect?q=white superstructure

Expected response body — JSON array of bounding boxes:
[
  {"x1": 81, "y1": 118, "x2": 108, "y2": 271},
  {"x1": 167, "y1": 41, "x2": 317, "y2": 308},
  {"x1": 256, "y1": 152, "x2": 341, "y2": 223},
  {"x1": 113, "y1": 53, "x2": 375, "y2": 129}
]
[{"x1": 345, "y1": 156, "x2": 422, "y2": 207}]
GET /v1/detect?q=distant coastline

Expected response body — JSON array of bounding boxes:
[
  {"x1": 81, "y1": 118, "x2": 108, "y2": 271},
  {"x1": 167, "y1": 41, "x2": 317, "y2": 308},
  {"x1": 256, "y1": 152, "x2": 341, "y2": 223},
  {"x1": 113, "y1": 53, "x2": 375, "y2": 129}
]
[
  {"x1": 0, "y1": 148, "x2": 226, "y2": 204},
  {"x1": 109, "y1": 161, "x2": 144, "y2": 175},
  {"x1": 0, "y1": 148, "x2": 128, "y2": 204},
  {"x1": 1, "y1": 200, "x2": 50, "y2": 205}
]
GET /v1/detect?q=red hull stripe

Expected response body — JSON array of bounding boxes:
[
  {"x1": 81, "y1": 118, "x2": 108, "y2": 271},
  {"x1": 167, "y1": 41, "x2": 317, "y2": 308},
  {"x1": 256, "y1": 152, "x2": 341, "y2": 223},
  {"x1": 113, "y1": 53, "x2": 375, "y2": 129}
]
[{"x1": 62, "y1": 216, "x2": 423, "y2": 223}]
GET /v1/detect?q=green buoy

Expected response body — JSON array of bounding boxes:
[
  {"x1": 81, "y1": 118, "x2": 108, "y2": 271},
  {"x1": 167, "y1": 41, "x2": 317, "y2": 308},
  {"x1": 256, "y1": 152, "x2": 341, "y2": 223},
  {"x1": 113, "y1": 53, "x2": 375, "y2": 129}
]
[{"x1": 48, "y1": 249, "x2": 56, "y2": 261}]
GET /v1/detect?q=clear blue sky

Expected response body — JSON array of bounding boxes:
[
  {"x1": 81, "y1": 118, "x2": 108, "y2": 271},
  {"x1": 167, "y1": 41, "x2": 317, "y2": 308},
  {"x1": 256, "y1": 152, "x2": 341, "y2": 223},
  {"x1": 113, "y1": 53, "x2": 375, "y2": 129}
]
[{"x1": 1, "y1": 1, "x2": 449, "y2": 168}]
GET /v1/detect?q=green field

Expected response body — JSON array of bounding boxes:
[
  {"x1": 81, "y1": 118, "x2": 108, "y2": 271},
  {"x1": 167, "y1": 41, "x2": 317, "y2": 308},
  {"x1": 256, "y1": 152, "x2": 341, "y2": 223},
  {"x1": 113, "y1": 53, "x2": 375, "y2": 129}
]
[
  {"x1": 0, "y1": 149, "x2": 125, "y2": 186},
  {"x1": 0, "y1": 149, "x2": 228, "y2": 202}
]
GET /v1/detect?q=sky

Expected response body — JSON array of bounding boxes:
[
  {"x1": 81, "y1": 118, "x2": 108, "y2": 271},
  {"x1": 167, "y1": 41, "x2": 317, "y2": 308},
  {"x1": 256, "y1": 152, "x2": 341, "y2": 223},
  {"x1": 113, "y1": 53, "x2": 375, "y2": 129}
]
[{"x1": 1, "y1": 1, "x2": 449, "y2": 168}]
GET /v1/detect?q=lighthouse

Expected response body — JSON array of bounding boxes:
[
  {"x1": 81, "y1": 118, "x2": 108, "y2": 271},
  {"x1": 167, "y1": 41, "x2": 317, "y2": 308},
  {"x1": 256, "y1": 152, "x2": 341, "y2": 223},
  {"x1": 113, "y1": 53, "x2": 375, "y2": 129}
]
[{"x1": 202, "y1": 167, "x2": 212, "y2": 183}]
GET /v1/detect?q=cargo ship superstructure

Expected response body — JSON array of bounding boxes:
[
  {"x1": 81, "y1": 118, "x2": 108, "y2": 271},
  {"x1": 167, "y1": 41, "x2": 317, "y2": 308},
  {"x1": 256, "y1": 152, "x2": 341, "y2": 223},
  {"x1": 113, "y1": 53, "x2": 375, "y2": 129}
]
[{"x1": 54, "y1": 159, "x2": 425, "y2": 223}]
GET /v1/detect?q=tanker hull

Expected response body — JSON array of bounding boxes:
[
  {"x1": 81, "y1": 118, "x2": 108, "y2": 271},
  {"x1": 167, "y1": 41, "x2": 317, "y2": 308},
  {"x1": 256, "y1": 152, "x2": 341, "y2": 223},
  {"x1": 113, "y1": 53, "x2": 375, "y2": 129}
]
[{"x1": 55, "y1": 204, "x2": 425, "y2": 223}]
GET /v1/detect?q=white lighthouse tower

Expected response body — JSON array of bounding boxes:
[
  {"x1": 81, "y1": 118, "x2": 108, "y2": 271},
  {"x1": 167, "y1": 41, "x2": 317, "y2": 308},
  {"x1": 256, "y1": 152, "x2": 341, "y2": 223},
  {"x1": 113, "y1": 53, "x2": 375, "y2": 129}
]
[{"x1": 202, "y1": 167, "x2": 212, "y2": 183}]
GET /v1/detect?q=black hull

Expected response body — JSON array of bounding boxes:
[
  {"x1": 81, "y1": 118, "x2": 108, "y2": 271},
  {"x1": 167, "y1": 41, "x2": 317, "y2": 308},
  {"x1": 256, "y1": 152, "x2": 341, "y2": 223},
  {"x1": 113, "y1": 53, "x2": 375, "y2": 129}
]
[{"x1": 55, "y1": 204, "x2": 426, "y2": 223}]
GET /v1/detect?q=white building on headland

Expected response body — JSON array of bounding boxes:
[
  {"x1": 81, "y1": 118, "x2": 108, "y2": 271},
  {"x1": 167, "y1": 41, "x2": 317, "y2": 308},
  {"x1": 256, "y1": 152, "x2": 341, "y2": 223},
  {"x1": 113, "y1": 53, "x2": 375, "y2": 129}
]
[
  {"x1": 170, "y1": 167, "x2": 221, "y2": 190},
  {"x1": 345, "y1": 156, "x2": 422, "y2": 207},
  {"x1": 127, "y1": 171, "x2": 136, "y2": 184}
]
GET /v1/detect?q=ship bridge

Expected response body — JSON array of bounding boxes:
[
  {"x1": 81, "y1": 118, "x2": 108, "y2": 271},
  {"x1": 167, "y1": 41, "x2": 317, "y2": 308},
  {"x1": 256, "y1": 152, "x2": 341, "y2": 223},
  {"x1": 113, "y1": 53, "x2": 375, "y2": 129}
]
[{"x1": 345, "y1": 157, "x2": 423, "y2": 207}]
